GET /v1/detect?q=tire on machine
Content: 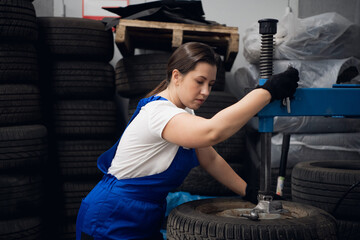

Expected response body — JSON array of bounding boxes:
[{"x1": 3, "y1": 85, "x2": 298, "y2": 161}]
[{"x1": 167, "y1": 197, "x2": 337, "y2": 240}]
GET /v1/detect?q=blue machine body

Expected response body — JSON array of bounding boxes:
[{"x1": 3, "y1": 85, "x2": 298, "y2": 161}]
[{"x1": 258, "y1": 85, "x2": 360, "y2": 132}]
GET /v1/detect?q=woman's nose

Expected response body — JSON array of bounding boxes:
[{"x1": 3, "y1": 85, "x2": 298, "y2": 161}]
[{"x1": 200, "y1": 86, "x2": 210, "y2": 96}]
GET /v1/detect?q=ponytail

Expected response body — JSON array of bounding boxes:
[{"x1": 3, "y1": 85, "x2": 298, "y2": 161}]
[{"x1": 145, "y1": 79, "x2": 168, "y2": 98}]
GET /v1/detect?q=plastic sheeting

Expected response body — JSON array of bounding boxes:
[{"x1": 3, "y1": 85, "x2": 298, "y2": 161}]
[
  {"x1": 257, "y1": 132, "x2": 360, "y2": 168},
  {"x1": 232, "y1": 57, "x2": 360, "y2": 99},
  {"x1": 243, "y1": 12, "x2": 360, "y2": 63}
]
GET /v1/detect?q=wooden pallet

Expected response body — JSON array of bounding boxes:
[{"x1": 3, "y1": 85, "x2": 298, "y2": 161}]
[{"x1": 115, "y1": 19, "x2": 239, "y2": 71}]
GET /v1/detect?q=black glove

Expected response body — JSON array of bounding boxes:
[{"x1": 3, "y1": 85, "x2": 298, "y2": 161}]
[
  {"x1": 243, "y1": 185, "x2": 259, "y2": 204},
  {"x1": 259, "y1": 66, "x2": 300, "y2": 101}
]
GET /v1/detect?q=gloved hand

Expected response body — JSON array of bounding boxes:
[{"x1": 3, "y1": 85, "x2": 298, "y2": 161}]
[
  {"x1": 243, "y1": 185, "x2": 258, "y2": 204},
  {"x1": 259, "y1": 66, "x2": 300, "y2": 101}
]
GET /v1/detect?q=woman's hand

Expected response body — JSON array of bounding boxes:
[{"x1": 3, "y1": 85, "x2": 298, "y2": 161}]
[{"x1": 259, "y1": 66, "x2": 299, "y2": 101}]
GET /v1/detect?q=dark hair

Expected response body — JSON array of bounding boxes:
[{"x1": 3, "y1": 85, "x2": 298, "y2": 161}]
[{"x1": 146, "y1": 42, "x2": 220, "y2": 97}]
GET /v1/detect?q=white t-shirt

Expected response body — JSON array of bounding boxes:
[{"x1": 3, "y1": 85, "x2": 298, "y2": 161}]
[{"x1": 108, "y1": 100, "x2": 194, "y2": 179}]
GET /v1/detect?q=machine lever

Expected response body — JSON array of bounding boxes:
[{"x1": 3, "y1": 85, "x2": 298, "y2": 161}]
[{"x1": 282, "y1": 97, "x2": 291, "y2": 113}]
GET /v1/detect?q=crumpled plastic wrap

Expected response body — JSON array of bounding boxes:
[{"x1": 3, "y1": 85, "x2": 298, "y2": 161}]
[
  {"x1": 232, "y1": 58, "x2": 360, "y2": 99},
  {"x1": 257, "y1": 132, "x2": 360, "y2": 169},
  {"x1": 271, "y1": 58, "x2": 360, "y2": 88},
  {"x1": 243, "y1": 12, "x2": 360, "y2": 63}
]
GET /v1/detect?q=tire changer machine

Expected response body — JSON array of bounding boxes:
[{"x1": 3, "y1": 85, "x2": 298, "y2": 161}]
[{"x1": 243, "y1": 19, "x2": 360, "y2": 220}]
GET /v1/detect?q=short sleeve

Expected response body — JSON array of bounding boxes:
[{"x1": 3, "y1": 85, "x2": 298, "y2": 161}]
[{"x1": 144, "y1": 101, "x2": 189, "y2": 138}]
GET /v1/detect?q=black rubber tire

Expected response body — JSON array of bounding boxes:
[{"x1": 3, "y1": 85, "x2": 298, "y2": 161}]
[
  {"x1": 53, "y1": 100, "x2": 118, "y2": 139},
  {"x1": 57, "y1": 220, "x2": 76, "y2": 240},
  {"x1": 115, "y1": 53, "x2": 170, "y2": 98},
  {"x1": 57, "y1": 139, "x2": 114, "y2": 178},
  {"x1": 0, "y1": 84, "x2": 42, "y2": 126},
  {"x1": 167, "y1": 197, "x2": 337, "y2": 240},
  {"x1": 127, "y1": 96, "x2": 142, "y2": 121},
  {"x1": 195, "y1": 91, "x2": 246, "y2": 163},
  {"x1": 37, "y1": 17, "x2": 114, "y2": 61},
  {"x1": 51, "y1": 61, "x2": 115, "y2": 99},
  {"x1": 0, "y1": 174, "x2": 43, "y2": 219},
  {"x1": 175, "y1": 163, "x2": 244, "y2": 196},
  {"x1": 0, "y1": 125, "x2": 47, "y2": 171},
  {"x1": 213, "y1": 61, "x2": 226, "y2": 91},
  {"x1": 0, "y1": 43, "x2": 39, "y2": 83},
  {"x1": 0, "y1": 0, "x2": 38, "y2": 41},
  {"x1": 195, "y1": 92, "x2": 238, "y2": 117},
  {"x1": 0, "y1": 216, "x2": 43, "y2": 240},
  {"x1": 336, "y1": 219, "x2": 360, "y2": 240},
  {"x1": 291, "y1": 160, "x2": 360, "y2": 220},
  {"x1": 61, "y1": 181, "x2": 99, "y2": 218}
]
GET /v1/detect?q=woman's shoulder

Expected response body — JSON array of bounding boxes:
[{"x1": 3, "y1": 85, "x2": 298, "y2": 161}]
[{"x1": 145, "y1": 99, "x2": 193, "y2": 115}]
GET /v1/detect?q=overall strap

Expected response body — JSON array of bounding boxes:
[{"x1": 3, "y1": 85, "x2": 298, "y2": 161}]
[{"x1": 97, "y1": 96, "x2": 167, "y2": 174}]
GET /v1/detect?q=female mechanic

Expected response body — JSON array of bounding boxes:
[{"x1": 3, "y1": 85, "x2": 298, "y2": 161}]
[{"x1": 76, "y1": 42, "x2": 299, "y2": 240}]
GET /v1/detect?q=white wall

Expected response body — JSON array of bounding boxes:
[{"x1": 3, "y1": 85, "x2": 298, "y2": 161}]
[
  {"x1": 54, "y1": 0, "x2": 82, "y2": 17},
  {"x1": 33, "y1": 0, "x2": 53, "y2": 16}
]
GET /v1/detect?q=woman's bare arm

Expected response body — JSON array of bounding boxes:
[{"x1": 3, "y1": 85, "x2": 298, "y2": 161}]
[
  {"x1": 196, "y1": 146, "x2": 247, "y2": 196},
  {"x1": 162, "y1": 88, "x2": 271, "y2": 148}
]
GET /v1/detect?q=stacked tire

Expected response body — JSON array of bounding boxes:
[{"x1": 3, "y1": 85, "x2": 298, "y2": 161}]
[
  {"x1": 292, "y1": 160, "x2": 360, "y2": 239},
  {"x1": 37, "y1": 17, "x2": 118, "y2": 239},
  {"x1": 0, "y1": 0, "x2": 46, "y2": 239}
]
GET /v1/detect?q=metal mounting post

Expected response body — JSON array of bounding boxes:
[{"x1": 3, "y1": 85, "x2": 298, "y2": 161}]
[{"x1": 258, "y1": 18, "x2": 278, "y2": 198}]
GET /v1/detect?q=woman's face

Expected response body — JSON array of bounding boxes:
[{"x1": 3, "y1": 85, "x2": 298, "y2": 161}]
[{"x1": 174, "y1": 62, "x2": 217, "y2": 110}]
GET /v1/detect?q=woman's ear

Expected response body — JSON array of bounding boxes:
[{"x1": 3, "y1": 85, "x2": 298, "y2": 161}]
[{"x1": 172, "y1": 69, "x2": 182, "y2": 86}]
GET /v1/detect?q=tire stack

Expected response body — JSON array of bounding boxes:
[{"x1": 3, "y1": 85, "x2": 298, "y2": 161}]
[
  {"x1": 115, "y1": 50, "x2": 247, "y2": 197},
  {"x1": 291, "y1": 160, "x2": 360, "y2": 240},
  {"x1": 0, "y1": 0, "x2": 46, "y2": 239},
  {"x1": 37, "y1": 17, "x2": 118, "y2": 239},
  {"x1": 116, "y1": 53, "x2": 171, "y2": 103}
]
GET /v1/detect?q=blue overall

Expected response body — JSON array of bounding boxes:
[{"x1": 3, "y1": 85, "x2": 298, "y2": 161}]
[{"x1": 76, "y1": 96, "x2": 199, "y2": 240}]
